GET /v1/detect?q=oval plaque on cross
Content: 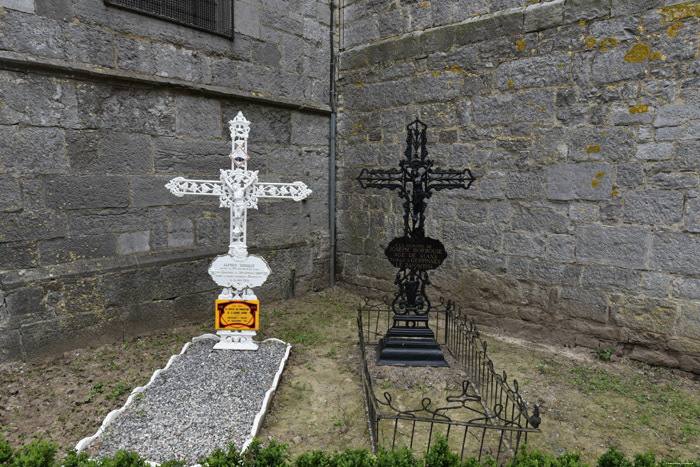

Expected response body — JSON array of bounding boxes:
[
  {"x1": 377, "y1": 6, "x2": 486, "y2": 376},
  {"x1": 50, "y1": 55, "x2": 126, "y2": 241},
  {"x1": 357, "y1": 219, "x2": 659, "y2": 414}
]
[
  {"x1": 208, "y1": 254, "x2": 271, "y2": 289},
  {"x1": 384, "y1": 236, "x2": 447, "y2": 271}
]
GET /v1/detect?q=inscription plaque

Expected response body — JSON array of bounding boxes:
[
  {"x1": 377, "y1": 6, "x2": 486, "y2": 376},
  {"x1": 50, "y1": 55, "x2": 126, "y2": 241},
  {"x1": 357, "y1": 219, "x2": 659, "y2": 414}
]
[
  {"x1": 216, "y1": 300, "x2": 259, "y2": 331},
  {"x1": 385, "y1": 236, "x2": 447, "y2": 271},
  {"x1": 208, "y1": 254, "x2": 271, "y2": 290}
]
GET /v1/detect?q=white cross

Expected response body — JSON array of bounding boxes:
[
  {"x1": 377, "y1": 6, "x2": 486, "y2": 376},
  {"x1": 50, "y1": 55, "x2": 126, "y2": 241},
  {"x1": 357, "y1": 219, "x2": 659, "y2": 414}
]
[{"x1": 165, "y1": 111, "x2": 312, "y2": 298}]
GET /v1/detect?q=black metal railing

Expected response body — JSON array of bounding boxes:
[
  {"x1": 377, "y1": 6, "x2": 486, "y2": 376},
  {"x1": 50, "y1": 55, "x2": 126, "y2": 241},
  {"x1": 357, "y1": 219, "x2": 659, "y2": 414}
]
[{"x1": 358, "y1": 298, "x2": 541, "y2": 463}]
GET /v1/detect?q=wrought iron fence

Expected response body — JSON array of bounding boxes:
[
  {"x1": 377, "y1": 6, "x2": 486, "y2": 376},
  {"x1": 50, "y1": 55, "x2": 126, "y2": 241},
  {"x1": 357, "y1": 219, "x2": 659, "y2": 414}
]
[{"x1": 358, "y1": 298, "x2": 541, "y2": 463}]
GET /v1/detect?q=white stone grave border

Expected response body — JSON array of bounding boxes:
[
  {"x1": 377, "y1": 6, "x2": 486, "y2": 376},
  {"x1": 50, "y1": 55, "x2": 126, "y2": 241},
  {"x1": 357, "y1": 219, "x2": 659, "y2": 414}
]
[{"x1": 75, "y1": 335, "x2": 292, "y2": 466}]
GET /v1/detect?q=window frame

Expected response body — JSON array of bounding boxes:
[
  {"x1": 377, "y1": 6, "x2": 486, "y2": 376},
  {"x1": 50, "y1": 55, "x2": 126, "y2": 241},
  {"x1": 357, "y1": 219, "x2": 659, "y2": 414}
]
[{"x1": 104, "y1": 0, "x2": 234, "y2": 40}]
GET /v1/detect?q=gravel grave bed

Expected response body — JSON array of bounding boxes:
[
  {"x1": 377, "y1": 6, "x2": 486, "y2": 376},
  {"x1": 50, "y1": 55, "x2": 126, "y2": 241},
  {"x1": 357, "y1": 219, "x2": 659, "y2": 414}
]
[{"x1": 84, "y1": 338, "x2": 288, "y2": 464}]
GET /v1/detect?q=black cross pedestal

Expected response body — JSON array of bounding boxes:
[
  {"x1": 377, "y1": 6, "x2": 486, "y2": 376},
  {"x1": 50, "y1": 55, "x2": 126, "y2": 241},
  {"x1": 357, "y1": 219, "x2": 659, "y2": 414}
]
[{"x1": 357, "y1": 119, "x2": 475, "y2": 367}]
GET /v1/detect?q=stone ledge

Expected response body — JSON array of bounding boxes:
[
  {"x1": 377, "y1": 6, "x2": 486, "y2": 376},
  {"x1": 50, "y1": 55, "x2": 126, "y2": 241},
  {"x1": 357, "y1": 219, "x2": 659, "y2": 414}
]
[
  {"x1": 0, "y1": 240, "x2": 311, "y2": 290},
  {"x1": 0, "y1": 50, "x2": 331, "y2": 115},
  {"x1": 340, "y1": 0, "x2": 623, "y2": 70}
]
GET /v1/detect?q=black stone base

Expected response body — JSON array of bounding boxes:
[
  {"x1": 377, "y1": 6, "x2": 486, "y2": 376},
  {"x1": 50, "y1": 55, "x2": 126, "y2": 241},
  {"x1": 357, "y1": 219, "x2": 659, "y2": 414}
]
[{"x1": 376, "y1": 324, "x2": 448, "y2": 367}]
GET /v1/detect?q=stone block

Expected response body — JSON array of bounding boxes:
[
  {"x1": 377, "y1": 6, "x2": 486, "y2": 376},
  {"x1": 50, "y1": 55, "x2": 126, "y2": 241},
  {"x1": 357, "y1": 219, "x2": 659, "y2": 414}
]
[
  {"x1": 635, "y1": 142, "x2": 672, "y2": 161},
  {"x1": 591, "y1": 47, "x2": 647, "y2": 85},
  {"x1": 505, "y1": 172, "x2": 544, "y2": 199},
  {"x1": 559, "y1": 287, "x2": 608, "y2": 323},
  {"x1": 569, "y1": 202, "x2": 598, "y2": 222},
  {"x1": 684, "y1": 197, "x2": 700, "y2": 233},
  {"x1": 76, "y1": 84, "x2": 175, "y2": 135},
  {"x1": 546, "y1": 162, "x2": 612, "y2": 201},
  {"x1": 1, "y1": 0, "x2": 34, "y2": 12},
  {"x1": 454, "y1": 249, "x2": 507, "y2": 275},
  {"x1": 68, "y1": 208, "x2": 150, "y2": 236},
  {"x1": 153, "y1": 137, "x2": 232, "y2": 175},
  {"x1": 472, "y1": 89, "x2": 554, "y2": 125},
  {"x1": 39, "y1": 234, "x2": 116, "y2": 265},
  {"x1": 674, "y1": 141, "x2": 700, "y2": 170},
  {"x1": 512, "y1": 203, "x2": 569, "y2": 233},
  {"x1": 159, "y1": 259, "x2": 216, "y2": 299},
  {"x1": 344, "y1": 78, "x2": 413, "y2": 111},
  {"x1": 0, "y1": 72, "x2": 79, "y2": 128},
  {"x1": 611, "y1": 0, "x2": 661, "y2": 16},
  {"x1": 0, "y1": 126, "x2": 68, "y2": 175},
  {"x1": 116, "y1": 36, "x2": 155, "y2": 74},
  {"x1": 654, "y1": 104, "x2": 700, "y2": 128},
  {"x1": 577, "y1": 224, "x2": 650, "y2": 269},
  {"x1": 271, "y1": 70, "x2": 311, "y2": 101},
  {"x1": 0, "y1": 210, "x2": 66, "y2": 242},
  {"x1": 117, "y1": 231, "x2": 150, "y2": 255},
  {"x1": 104, "y1": 268, "x2": 160, "y2": 307},
  {"x1": 237, "y1": 62, "x2": 269, "y2": 93},
  {"x1": 413, "y1": 72, "x2": 461, "y2": 103},
  {"x1": 149, "y1": 208, "x2": 167, "y2": 251},
  {"x1": 568, "y1": 127, "x2": 634, "y2": 161},
  {"x1": 251, "y1": 41, "x2": 281, "y2": 68},
  {"x1": 503, "y1": 232, "x2": 545, "y2": 258},
  {"x1": 176, "y1": 96, "x2": 222, "y2": 139},
  {"x1": 292, "y1": 113, "x2": 329, "y2": 146},
  {"x1": 211, "y1": 57, "x2": 239, "y2": 88},
  {"x1": 672, "y1": 277, "x2": 700, "y2": 300},
  {"x1": 546, "y1": 234, "x2": 575, "y2": 262},
  {"x1": 0, "y1": 329, "x2": 23, "y2": 363},
  {"x1": 582, "y1": 265, "x2": 641, "y2": 293},
  {"x1": 67, "y1": 130, "x2": 153, "y2": 174},
  {"x1": 656, "y1": 122, "x2": 700, "y2": 141},
  {"x1": 234, "y1": 1, "x2": 261, "y2": 38},
  {"x1": 64, "y1": 23, "x2": 114, "y2": 67},
  {"x1": 21, "y1": 178, "x2": 44, "y2": 210},
  {"x1": 474, "y1": 177, "x2": 506, "y2": 200},
  {"x1": 153, "y1": 42, "x2": 211, "y2": 83},
  {"x1": 524, "y1": 0, "x2": 564, "y2": 32},
  {"x1": 454, "y1": 8, "x2": 524, "y2": 46},
  {"x1": 495, "y1": 54, "x2": 570, "y2": 90},
  {"x1": 196, "y1": 217, "x2": 224, "y2": 246},
  {"x1": 530, "y1": 260, "x2": 581, "y2": 286},
  {"x1": 443, "y1": 221, "x2": 502, "y2": 251},
  {"x1": 610, "y1": 105, "x2": 653, "y2": 125},
  {"x1": 623, "y1": 189, "x2": 683, "y2": 225},
  {"x1": 641, "y1": 272, "x2": 670, "y2": 298},
  {"x1": 0, "y1": 175, "x2": 22, "y2": 212},
  {"x1": 610, "y1": 295, "x2": 676, "y2": 334},
  {"x1": 0, "y1": 9, "x2": 63, "y2": 59},
  {"x1": 167, "y1": 219, "x2": 194, "y2": 248},
  {"x1": 46, "y1": 176, "x2": 129, "y2": 209},
  {"x1": 0, "y1": 240, "x2": 38, "y2": 270},
  {"x1": 677, "y1": 302, "x2": 700, "y2": 341},
  {"x1": 131, "y1": 175, "x2": 191, "y2": 207},
  {"x1": 650, "y1": 172, "x2": 699, "y2": 189}
]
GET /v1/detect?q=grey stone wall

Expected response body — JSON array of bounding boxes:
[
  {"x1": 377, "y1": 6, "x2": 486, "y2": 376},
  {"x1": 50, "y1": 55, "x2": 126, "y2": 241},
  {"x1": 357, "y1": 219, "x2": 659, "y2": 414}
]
[
  {"x1": 337, "y1": 0, "x2": 700, "y2": 374},
  {"x1": 0, "y1": 0, "x2": 332, "y2": 361}
]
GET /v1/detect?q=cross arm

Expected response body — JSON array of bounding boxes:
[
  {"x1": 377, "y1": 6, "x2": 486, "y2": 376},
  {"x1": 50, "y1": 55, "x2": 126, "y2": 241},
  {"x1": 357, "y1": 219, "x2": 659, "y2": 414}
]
[
  {"x1": 427, "y1": 168, "x2": 476, "y2": 192},
  {"x1": 357, "y1": 167, "x2": 404, "y2": 191},
  {"x1": 253, "y1": 181, "x2": 312, "y2": 201},
  {"x1": 165, "y1": 177, "x2": 225, "y2": 197}
]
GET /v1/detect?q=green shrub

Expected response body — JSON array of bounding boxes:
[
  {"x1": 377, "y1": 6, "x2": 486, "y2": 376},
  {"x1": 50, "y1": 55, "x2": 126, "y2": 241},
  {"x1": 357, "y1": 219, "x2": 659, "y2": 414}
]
[
  {"x1": 597, "y1": 447, "x2": 633, "y2": 467},
  {"x1": 0, "y1": 434, "x2": 697, "y2": 467}
]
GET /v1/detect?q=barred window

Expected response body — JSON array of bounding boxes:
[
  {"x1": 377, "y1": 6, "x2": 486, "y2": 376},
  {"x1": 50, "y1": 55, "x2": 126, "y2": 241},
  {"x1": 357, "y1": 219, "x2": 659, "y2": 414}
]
[{"x1": 105, "y1": 0, "x2": 233, "y2": 39}]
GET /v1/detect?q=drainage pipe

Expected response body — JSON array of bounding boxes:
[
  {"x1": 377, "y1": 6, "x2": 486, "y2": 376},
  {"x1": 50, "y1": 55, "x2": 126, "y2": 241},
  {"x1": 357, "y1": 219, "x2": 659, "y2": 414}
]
[{"x1": 329, "y1": 0, "x2": 337, "y2": 287}]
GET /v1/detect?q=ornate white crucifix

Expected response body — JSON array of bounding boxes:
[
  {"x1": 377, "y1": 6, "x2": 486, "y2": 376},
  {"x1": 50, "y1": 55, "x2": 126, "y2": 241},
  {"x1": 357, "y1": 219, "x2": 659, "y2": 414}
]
[{"x1": 165, "y1": 111, "x2": 312, "y2": 349}]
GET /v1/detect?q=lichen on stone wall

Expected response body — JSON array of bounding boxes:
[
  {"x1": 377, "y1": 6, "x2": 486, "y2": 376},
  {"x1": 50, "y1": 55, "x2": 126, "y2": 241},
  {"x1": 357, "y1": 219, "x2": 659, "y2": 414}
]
[{"x1": 624, "y1": 42, "x2": 651, "y2": 63}]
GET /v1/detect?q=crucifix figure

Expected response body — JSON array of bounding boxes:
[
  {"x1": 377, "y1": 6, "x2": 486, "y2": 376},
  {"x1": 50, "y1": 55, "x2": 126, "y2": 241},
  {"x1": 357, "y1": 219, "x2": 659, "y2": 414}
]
[
  {"x1": 358, "y1": 118, "x2": 475, "y2": 366},
  {"x1": 165, "y1": 111, "x2": 312, "y2": 349}
]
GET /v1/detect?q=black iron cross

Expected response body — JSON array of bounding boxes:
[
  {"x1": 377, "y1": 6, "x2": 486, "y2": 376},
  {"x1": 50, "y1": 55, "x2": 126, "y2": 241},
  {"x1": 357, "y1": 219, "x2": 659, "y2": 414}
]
[{"x1": 357, "y1": 118, "x2": 475, "y2": 366}]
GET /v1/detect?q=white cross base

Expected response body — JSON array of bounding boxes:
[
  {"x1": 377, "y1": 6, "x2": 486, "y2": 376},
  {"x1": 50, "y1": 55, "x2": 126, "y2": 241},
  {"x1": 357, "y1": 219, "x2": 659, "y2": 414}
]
[
  {"x1": 165, "y1": 111, "x2": 312, "y2": 351},
  {"x1": 214, "y1": 330, "x2": 258, "y2": 350}
]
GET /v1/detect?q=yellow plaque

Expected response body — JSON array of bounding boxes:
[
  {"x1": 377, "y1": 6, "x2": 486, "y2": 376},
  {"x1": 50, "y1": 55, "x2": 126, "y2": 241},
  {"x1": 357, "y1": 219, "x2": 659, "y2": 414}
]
[{"x1": 215, "y1": 300, "x2": 259, "y2": 331}]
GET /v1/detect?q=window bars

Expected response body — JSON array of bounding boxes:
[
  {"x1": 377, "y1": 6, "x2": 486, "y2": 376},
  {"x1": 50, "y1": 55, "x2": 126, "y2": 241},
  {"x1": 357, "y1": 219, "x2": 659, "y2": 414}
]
[
  {"x1": 104, "y1": 0, "x2": 233, "y2": 39},
  {"x1": 358, "y1": 298, "x2": 541, "y2": 463}
]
